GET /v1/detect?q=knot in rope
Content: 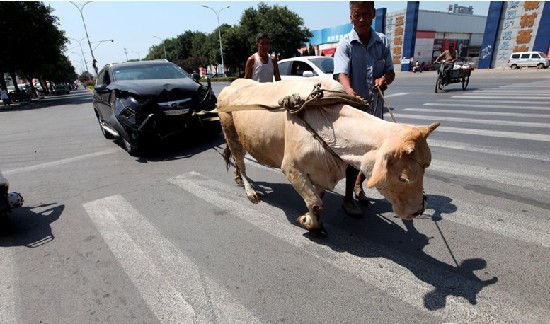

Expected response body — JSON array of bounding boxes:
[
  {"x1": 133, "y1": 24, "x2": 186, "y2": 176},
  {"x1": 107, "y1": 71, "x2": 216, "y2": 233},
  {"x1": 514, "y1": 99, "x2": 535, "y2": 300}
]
[{"x1": 278, "y1": 83, "x2": 324, "y2": 114}]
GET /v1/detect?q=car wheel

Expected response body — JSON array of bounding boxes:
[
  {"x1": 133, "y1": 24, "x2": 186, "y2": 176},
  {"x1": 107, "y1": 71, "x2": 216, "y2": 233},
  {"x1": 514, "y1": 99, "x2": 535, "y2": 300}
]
[
  {"x1": 537, "y1": 63, "x2": 544, "y2": 69},
  {"x1": 122, "y1": 137, "x2": 140, "y2": 156},
  {"x1": 96, "y1": 114, "x2": 115, "y2": 139}
]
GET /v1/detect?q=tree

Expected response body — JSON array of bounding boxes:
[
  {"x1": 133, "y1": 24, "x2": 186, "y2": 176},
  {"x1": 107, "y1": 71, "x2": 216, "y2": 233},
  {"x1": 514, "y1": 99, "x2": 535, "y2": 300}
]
[
  {"x1": 0, "y1": 1, "x2": 71, "y2": 92},
  {"x1": 142, "y1": 2, "x2": 312, "y2": 76},
  {"x1": 239, "y1": 2, "x2": 312, "y2": 59},
  {"x1": 222, "y1": 25, "x2": 251, "y2": 77}
]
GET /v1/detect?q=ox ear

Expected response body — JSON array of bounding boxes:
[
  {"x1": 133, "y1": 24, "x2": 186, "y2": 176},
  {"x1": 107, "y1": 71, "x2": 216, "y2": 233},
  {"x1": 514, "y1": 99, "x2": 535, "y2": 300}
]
[
  {"x1": 420, "y1": 122, "x2": 440, "y2": 138},
  {"x1": 366, "y1": 152, "x2": 389, "y2": 188}
]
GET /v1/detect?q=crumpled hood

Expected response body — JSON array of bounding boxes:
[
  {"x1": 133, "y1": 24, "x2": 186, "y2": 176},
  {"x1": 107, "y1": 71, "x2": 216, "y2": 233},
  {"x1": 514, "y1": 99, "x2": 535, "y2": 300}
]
[{"x1": 107, "y1": 79, "x2": 200, "y2": 97}]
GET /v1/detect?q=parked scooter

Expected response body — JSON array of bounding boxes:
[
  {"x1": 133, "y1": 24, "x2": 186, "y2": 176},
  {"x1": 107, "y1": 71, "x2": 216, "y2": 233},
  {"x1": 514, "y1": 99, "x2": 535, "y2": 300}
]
[
  {"x1": 412, "y1": 61, "x2": 423, "y2": 73},
  {"x1": 0, "y1": 170, "x2": 24, "y2": 217}
]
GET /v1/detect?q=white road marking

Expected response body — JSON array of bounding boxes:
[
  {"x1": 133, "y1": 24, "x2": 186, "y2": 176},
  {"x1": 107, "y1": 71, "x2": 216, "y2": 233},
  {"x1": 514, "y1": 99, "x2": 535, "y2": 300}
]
[
  {"x1": 452, "y1": 95, "x2": 550, "y2": 99},
  {"x1": 424, "y1": 100, "x2": 550, "y2": 111},
  {"x1": 398, "y1": 114, "x2": 550, "y2": 128},
  {"x1": 84, "y1": 195, "x2": 262, "y2": 324},
  {"x1": 427, "y1": 139, "x2": 550, "y2": 162},
  {"x1": 434, "y1": 126, "x2": 550, "y2": 142},
  {"x1": 0, "y1": 246, "x2": 17, "y2": 324},
  {"x1": 384, "y1": 92, "x2": 408, "y2": 98},
  {"x1": 169, "y1": 172, "x2": 549, "y2": 324},
  {"x1": 3, "y1": 149, "x2": 119, "y2": 176},
  {"x1": 405, "y1": 108, "x2": 550, "y2": 118}
]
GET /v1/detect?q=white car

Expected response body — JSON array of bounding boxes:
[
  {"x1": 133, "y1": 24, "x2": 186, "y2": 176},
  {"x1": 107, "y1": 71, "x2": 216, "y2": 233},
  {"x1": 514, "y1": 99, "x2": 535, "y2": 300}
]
[{"x1": 277, "y1": 56, "x2": 335, "y2": 81}]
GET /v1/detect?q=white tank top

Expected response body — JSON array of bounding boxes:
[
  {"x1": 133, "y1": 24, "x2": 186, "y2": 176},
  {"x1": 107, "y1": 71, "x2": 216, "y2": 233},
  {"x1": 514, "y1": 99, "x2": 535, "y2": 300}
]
[{"x1": 252, "y1": 53, "x2": 274, "y2": 83}]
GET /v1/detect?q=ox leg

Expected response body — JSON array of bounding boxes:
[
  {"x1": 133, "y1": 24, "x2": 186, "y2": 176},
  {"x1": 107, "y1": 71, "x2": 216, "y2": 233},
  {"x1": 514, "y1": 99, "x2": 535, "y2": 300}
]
[
  {"x1": 221, "y1": 126, "x2": 260, "y2": 204},
  {"x1": 282, "y1": 166, "x2": 326, "y2": 237}
]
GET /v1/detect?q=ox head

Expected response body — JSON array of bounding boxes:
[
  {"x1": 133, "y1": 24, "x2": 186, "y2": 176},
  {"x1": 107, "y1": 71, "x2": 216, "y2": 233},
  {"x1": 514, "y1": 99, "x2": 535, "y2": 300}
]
[{"x1": 364, "y1": 122, "x2": 440, "y2": 219}]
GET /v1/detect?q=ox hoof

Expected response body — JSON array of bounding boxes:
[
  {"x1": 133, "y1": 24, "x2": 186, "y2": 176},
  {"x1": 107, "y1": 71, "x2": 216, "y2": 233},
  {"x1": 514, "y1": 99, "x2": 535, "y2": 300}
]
[
  {"x1": 308, "y1": 225, "x2": 327, "y2": 238},
  {"x1": 247, "y1": 193, "x2": 260, "y2": 204},
  {"x1": 296, "y1": 216, "x2": 327, "y2": 238},
  {"x1": 234, "y1": 177, "x2": 244, "y2": 186}
]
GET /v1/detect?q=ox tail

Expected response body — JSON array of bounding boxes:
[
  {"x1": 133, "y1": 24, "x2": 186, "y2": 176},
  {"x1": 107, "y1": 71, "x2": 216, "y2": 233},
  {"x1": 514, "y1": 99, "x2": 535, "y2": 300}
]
[{"x1": 223, "y1": 145, "x2": 232, "y2": 172}]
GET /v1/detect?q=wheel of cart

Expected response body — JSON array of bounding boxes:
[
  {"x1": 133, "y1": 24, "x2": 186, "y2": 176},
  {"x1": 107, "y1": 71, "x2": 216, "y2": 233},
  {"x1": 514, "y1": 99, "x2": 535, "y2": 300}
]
[
  {"x1": 435, "y1": 69, "x2": 445, "y2": 93},
  {"x1": 461, "y1": 68, "x2": 471, "y2": 90},
  {"x1": 461, "y1": 75, "x2": 469, "y2": 90}
]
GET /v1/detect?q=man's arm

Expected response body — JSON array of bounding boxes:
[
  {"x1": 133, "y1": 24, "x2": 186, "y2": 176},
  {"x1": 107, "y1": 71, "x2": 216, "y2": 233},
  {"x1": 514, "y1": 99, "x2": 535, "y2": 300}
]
[
  {"x1": 337, "y1": 73, "x2": 357, "y2": 97},
  {"x1": 244, "y1": 56, "x2": 254, "y2": 79},
  {"x1": 272, "y1": 56, "x2": 281, "y2": 81}
]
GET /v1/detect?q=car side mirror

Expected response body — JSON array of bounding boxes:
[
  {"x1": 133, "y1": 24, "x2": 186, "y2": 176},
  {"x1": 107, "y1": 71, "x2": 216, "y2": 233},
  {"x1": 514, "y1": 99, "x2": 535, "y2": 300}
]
[
  {"x1": 94, "y1": 84, "x2": 109, "y2": 93},
  {"x1": 302, "y1": 71, "x2": 314, "y2": 77}
]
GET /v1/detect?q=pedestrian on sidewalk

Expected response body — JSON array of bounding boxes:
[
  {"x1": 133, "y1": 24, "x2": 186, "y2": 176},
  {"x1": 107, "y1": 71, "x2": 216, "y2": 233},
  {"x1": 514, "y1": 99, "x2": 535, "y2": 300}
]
[{"x1": 1, "y1": 87, "x2": 12, "y2": 108}]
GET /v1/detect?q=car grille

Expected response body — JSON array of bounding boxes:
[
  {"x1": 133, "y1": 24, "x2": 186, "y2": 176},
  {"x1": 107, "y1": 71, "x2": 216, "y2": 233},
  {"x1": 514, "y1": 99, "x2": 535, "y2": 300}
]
[{"x1": 157, "y1": 98, "x2": 192, "y2": 116}]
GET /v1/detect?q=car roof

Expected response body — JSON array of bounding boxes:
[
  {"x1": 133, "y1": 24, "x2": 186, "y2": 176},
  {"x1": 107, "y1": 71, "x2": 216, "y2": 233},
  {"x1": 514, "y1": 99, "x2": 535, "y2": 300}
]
[
  {"x1": 279, "y1": 56, "x2": 333, "y2": 63},
  {"x1": 103, "y1": 59, "x2": 171, "y2": 70}
]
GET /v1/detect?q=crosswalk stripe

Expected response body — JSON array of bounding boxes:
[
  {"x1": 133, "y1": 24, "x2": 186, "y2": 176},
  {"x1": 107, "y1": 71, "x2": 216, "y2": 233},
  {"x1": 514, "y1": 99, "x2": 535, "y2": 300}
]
[
  {"x1": 427, "y1": 139, "x2": 550, "y2": 162},
  {"x1": 169, "y1": 172, "x2": 549, "y2": 323},
  {"x1": 434, "y1": 126, "x2": 550, "y2": 142},
  {"x1": 0, "y1": 246, "x2": 17, "y2": 324},
  {"x1": 84, "y1": 195, "x2": 262, "y2": 324},
  {"x1": 430, "y1": 158, "x2": 550, "y2": 191},
  {"x1": 423, "y1": 102, "x2": 550, "y2": 110},
  {"x1": 400, "y1": 114, "x2": 550, "y2": 128},
  {"x1": 405, "y1": 108, "x2": 550, "y2": 118},
  {"x1": 452, "y1": 95, "x2": 550, "y2": 99}
]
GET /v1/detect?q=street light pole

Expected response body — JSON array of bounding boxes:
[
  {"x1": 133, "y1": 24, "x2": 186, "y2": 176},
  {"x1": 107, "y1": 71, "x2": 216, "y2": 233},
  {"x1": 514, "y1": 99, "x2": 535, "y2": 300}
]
[
  {"x1": 153, "y1": 35, "x2": 167, "y2": 60},
  {"x1": 70, "y1": 1, "x2": 99, "y2": 76},
  {"x1": 202, "y1": 5, "x2": 230, "y2": 76},
  {"x1": 91, "y1": 39, "x2": 114, "y2": 51},
  {"x1": 69, "y1": 37, "x2": 89, "y2": 73}
]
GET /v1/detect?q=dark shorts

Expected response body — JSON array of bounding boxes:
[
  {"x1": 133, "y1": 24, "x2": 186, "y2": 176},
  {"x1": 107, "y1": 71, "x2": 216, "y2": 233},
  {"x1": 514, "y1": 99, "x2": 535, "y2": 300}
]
[{"x1": 346, "y1": 164, "x2": 360, "y2": 179}]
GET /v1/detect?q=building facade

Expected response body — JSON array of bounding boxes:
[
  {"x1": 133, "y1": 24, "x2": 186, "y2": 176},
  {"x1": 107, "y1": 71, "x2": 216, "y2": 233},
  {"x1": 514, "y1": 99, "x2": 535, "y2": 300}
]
[
  {"x1": 307, "y1": 1, "x2": 549, "y2": 70},
  {"x1": 478, "y1": 1, "x2": 550, "y2": 69}
]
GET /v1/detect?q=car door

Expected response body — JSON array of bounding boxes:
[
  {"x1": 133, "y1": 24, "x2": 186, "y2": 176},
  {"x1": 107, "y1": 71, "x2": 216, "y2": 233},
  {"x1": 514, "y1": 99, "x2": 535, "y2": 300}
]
[
  {"x1": 94, "y1": 68, "x2": 113, "y2": 122},
  {"x1": 519, "y1": 53, "x2": 530, "y2": 67}
]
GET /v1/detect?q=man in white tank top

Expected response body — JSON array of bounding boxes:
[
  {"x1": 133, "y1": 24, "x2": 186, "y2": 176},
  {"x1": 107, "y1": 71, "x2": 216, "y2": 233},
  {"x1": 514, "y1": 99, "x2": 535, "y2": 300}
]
[{"x1": 244, "y1": 33, "x2": 281, "y2": 83}]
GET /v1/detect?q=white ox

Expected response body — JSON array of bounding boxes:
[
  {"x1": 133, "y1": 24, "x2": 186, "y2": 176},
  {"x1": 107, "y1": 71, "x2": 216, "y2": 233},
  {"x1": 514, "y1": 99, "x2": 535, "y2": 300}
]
[{"x1": 218, "y1": 78, "x2": 439, "y2": 236}]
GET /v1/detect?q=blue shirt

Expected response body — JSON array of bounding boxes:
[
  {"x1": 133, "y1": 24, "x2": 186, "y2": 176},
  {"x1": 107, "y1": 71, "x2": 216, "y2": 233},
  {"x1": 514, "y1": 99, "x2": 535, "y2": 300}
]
[{"x1": 334, "y1": 27, "x2": 393, "y2": 118}]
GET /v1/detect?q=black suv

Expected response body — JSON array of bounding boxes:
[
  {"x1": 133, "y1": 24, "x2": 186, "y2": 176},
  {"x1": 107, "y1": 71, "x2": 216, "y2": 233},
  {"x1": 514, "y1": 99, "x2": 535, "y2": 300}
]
[{"x1": 93, "y1": 60, "x2": 218, "y2": 155}]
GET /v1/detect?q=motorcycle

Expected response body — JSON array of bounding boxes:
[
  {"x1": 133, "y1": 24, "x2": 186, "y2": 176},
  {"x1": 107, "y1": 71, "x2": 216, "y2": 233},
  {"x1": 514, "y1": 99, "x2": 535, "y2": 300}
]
[{"x1": 0, "y1": 170, "x2": 24, "y2": 217}]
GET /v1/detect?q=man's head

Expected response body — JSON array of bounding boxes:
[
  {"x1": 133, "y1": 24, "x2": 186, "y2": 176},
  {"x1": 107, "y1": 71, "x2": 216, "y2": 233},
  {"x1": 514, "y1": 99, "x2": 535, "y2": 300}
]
[
  {"x1": 256, "y1": 33, "x2": 271, "y2": 55},
  {"x1": 350, "y1": 1, "x2": 375, "y2": 35},
  {"x1": 449, "y1": 43, "x2": 455, "y2": 51}
]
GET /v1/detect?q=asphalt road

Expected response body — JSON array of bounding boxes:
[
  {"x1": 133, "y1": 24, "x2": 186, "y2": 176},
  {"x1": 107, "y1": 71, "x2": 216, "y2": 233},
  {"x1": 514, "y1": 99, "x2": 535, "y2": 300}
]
[{"x1": 1, "y1": 69, "x2": 549, "y2": 324}]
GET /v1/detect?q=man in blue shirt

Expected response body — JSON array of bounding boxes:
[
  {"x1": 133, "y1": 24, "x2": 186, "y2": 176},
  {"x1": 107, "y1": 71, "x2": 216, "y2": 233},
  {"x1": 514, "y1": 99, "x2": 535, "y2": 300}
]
[{"x1": 333, "y1": 1, "x2": 395, "y2": 217}]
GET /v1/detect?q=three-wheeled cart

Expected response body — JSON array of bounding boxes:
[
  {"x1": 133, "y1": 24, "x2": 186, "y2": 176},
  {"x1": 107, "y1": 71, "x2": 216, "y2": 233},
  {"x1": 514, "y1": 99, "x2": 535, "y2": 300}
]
[{"x1": 435, "y1": 64, "x2": 471, "y2": 93}]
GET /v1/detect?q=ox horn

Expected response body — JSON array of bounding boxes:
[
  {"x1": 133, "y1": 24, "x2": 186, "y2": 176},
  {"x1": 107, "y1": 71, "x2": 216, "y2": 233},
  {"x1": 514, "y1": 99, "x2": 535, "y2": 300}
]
[{"x1": 421, "y1": 121, "x2": 440, "y2": 138}]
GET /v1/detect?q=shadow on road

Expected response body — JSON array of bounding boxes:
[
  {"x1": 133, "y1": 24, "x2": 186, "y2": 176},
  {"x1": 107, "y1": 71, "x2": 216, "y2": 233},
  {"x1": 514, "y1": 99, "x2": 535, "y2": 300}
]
[
  {"x1": 0, "y1": 202, "x2": 63, "y2": 248},
  {"x1": 248, "y1": 180, "x2": 498, "y2": 311}
]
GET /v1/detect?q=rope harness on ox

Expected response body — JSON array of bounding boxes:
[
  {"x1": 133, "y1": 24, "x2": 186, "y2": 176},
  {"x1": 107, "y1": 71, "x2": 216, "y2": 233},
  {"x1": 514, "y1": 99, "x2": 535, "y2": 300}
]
[{"x1": 276, "y1": 83, "x2": 371, "y2": 162}]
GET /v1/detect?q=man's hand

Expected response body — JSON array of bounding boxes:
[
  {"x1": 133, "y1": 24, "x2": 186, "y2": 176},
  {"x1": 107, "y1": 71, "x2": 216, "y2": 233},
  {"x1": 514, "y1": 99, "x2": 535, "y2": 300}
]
[{"x1": 374, "y1": 76, "x2": 388, "y2": 92}]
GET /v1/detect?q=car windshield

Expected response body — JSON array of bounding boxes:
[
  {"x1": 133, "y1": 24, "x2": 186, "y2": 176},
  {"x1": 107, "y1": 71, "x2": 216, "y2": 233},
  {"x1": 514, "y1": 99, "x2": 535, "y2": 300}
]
[
  {"x1": 307, "y1": 57, "x2": 334, "y2": 74},
  {"x1": 113, "y1": 63, "x2": 189, "y2": 81},
  {"x1": 538, "y1": 52, "x2": 547, "y2": 58}
]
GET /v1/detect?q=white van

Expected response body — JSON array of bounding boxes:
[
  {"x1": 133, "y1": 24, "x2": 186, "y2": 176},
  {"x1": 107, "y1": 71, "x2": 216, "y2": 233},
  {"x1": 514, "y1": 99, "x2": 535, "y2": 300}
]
[{"x1": 508, "y1": 51, "x2": 549, "y2": 69}]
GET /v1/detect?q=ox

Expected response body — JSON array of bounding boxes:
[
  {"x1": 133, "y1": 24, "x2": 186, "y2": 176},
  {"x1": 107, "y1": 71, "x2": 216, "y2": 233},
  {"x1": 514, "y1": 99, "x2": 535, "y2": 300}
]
[{"x1": 218, "y1": 78, "x2": 439, "y2": 236}]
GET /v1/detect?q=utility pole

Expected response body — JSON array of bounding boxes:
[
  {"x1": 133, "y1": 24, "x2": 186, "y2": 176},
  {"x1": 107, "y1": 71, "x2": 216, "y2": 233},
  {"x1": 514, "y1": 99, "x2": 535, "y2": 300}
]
[
  {"x1": 153, "y1": 35, "x2": 167, "y2": 60},
  {"x1": 202, "y1": 5, "x2": 230, "y2": 76},
  {"x1": 70, "y1": 1, "x2": 99, "y2": 75}
]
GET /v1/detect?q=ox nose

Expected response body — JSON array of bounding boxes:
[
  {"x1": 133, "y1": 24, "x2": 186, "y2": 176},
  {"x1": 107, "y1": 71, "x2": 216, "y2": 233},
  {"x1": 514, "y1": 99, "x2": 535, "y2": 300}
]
[{"x1": 412, "y1": 194, "x2": 428, "y2": 217}]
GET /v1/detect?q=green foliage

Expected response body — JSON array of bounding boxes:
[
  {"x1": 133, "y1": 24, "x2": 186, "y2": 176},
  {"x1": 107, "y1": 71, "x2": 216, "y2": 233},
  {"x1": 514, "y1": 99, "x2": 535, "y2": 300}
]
[
  {"x1": 144, "y1": 2, "x2": 312, "y2": 77},
  {"x1": 0, "y1": 1, "x2": 74, "y2": 84}
]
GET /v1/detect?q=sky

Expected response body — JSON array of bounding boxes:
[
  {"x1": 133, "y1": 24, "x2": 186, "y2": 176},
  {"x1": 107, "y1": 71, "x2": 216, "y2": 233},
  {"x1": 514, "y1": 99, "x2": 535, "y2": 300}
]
[{"x1": 44, "y1": 1, "x2": 491, "y2": 73}]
